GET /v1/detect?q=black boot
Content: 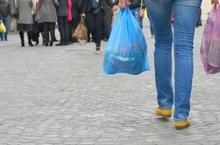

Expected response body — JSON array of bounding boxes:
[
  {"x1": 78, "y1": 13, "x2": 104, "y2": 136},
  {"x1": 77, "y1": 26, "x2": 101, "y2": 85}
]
[
  {"x1": 21, "y1": 40, "x2": 25, "y2": 47},
  {"x1": 27, "y1": 32, "x2": 34, "y2": 47},
  {"x1": 49, "y1": 41, "x2": 53, "y2": 46},
  {"x1": 45, "y1": 41, "x2": 49, "y2": 47},
  {"x1": 19, "y1": 31, "x2": 25, "y2": 47}
]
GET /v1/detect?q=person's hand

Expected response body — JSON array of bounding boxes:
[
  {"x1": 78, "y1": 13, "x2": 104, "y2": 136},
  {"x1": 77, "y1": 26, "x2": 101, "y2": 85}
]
[
  {"x1": 139, "y1": 9, "x2": 144, "y2": 17},
  {"x1": 112, "y1": 5, "x2": 118, "y2": 11},
  {"x1": 81, "y1": 13, "x2": 86, "y2": 18},
  {"x1": 118, "y1": 0, "x2": 130, "y2": 9},
  {"x1": 211, "y1": 0, "x2": 219, "y2": 4}
]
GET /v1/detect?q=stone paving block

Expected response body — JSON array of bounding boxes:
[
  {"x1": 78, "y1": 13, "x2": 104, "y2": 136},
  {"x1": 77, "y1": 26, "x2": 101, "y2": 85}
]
[
  {"x1": 1, "y1": 19, "x2": 220, "y2": 145},
  {"x1": 79, "y1": 142, "x2": 96, "y2": 145}
]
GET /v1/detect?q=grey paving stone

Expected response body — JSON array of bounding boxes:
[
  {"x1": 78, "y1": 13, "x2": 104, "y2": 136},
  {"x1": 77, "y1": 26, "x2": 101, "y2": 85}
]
[{"x1": 1, "y1": 18, "x2": 220, "y2": 145}]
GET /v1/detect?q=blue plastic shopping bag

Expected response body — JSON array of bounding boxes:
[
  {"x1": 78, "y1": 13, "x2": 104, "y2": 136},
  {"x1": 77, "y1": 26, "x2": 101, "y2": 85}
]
[{"x1": 103, "y1": 6, "x2": 150, "y2": 75}]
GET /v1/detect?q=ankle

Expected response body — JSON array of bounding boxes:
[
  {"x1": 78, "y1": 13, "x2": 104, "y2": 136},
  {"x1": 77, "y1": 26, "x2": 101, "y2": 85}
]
[
  {"x1": 49, "y1": 41, "x2": 53, "y2": 46},
  {"x1": 96, "y1": 45, "x2": 100, "y2": 49},
  {"x1": 95, "y1": 45, "x2": 101, "y2": 54}
]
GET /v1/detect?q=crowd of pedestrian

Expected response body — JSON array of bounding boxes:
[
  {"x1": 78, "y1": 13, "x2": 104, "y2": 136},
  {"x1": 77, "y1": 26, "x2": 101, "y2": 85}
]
[{"x1": 0, "y1": 0, "x2": 149, "y2": 54}]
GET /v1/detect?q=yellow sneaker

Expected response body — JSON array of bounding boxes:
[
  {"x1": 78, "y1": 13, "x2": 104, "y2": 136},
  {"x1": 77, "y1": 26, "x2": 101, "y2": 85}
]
[
  {"x1": 174, "y1": 119, "x2": 191, "y2": 130},
  {"x1": 155, "y1": 107, "x2": 172, "y2": 118}
]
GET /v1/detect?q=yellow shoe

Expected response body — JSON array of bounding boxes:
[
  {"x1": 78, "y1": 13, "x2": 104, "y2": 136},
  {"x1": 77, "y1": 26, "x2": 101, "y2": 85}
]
[
  {"x1": 155, "y1": 107, "x2": 172, "y2": 118},
  {"x1": 174, "y1": 119, "x2": 191, "y2": 130}
]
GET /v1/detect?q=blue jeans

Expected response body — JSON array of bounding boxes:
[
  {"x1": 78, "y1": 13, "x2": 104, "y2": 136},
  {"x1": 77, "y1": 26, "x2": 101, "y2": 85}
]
[
  {"x1": 145, "y1": 0, "x2": 202, "y2": 122},
  {"x1": 0, "y1": 16, "x2": 9, "y2": 40},
  {"x1": 130, "y1": 7, "x2": 143, "y2": 29}
]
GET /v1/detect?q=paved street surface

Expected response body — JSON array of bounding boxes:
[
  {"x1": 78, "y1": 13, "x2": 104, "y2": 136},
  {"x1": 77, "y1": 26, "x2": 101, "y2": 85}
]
[{"x1": 1, "y1": 17, "x2": 220, "y2": 145}]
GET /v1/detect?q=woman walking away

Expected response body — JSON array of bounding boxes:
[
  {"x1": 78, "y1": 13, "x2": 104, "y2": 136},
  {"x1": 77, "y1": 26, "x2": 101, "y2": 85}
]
[
  {"x1": 118, "y1": 0, "x2": 218, "y2": 130},
  {"x1": 145, "y1": 0, "x2": 217, "y2": 130}
]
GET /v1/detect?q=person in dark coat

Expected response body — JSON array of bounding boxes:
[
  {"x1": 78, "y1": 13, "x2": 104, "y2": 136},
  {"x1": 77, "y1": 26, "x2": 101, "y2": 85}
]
[
  {"x1": 81, "y1": 0, "x2": 117, "y2": 54},
  {"x1": 56, "y1": 0, "x2": 69, "y2": 46}
]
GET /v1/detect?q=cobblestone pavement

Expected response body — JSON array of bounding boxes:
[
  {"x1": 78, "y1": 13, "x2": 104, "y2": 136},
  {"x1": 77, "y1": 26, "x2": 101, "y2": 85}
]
[{"x1": 0, "y1": 19, "x2": 220, "y2": 145}]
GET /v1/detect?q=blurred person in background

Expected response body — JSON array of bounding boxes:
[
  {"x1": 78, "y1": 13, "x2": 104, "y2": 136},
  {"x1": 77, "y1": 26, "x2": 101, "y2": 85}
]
[
  {"x1": 0, "y1": 0, "x2": 12, "y2": 41},
  {"x1": 15, "y1": 0, "x2": 34, "y2": 46},
  {"x1": 35, "y1": 0, "x2": 59, "y2": 47},
  {"x1": 56, "y1": 0, "x2": 68, "y2": 46},
  {"x1": 81, "y1": 0, "x2": 118, "y2": 54}
]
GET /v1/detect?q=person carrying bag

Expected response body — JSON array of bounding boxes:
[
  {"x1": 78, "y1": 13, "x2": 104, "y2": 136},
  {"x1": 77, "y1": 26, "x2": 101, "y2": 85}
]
[{"x1": 0, "y1": 19, "x2": 6, "y2": 33}]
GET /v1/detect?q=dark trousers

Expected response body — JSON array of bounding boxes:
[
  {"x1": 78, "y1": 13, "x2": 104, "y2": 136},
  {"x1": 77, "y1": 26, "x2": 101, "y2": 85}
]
[
  {"x1": 19, "y1": 31, "x2": 33, "y2": 45},
  {"x1": 57, "y1": 16, "x2": 69, "y2": 43},
  {"x1": 102, "y1": 13, "x2": 112, "y2": 39},
  {"x1": 68, "y1": 20, "x2": 73, "y2": 42},
  {"x1": 43, "y1": 22, "x2": 55, "y2": 44},
  {"x1": 86, "y1": 10, "x2": 104, "y2": 46}
]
